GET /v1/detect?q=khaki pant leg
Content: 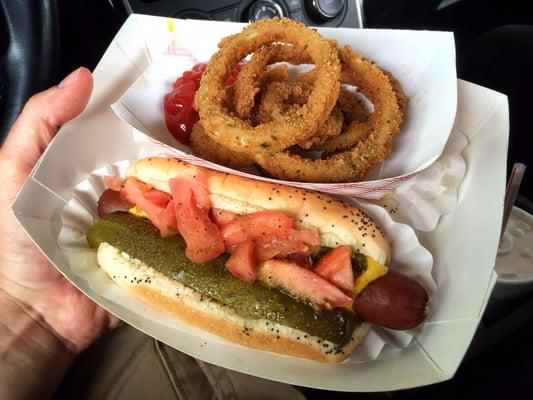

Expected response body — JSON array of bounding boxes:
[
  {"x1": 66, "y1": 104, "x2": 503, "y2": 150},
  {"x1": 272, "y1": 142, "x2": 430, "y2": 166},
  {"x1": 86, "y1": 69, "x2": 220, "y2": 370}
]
[{"x1": 54, "y1": 325, "x2": 306, "y2": 400}]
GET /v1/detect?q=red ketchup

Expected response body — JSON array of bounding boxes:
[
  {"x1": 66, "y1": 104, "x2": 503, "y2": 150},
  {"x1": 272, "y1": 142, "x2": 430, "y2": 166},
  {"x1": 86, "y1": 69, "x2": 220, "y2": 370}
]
[{"x1": 163, "y1": 62, "x2": 246, "y2": 145}]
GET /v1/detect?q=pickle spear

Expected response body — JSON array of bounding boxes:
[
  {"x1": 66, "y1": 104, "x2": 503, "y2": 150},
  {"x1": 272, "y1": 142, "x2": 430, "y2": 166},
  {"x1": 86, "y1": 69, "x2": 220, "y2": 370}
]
[{"x1": 87, "y1": 212, "x2": 358, "y2": 345}]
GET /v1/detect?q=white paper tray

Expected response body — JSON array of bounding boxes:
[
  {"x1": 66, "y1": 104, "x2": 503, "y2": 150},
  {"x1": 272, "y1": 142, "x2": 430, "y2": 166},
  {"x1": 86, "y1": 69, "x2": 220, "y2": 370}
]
[
  {"x1": 57, "y1": 158, "x2": 435, "y2": 364},
  {"x1": 111, "y1": 16, "x2": 457, "y2": 197},
  {"x1": 12, "y1": 15, "x2": 508, "y2": 391}
]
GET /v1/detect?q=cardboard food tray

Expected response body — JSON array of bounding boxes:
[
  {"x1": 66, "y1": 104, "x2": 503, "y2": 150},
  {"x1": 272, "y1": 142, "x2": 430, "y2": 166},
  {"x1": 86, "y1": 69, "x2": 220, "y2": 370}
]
[
  {"x1": 110, "y1": 16, "x2": 457, "y2": 197},
  {"x1": 12, "y1": 15, "x2": 508, "y2": 391}
]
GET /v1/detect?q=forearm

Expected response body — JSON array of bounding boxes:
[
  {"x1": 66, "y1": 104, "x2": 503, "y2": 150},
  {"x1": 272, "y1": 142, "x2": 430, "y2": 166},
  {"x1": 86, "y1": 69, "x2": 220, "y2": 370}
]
[{"x1": 0, "y1": 289, "x2": 76, "y2": 400}]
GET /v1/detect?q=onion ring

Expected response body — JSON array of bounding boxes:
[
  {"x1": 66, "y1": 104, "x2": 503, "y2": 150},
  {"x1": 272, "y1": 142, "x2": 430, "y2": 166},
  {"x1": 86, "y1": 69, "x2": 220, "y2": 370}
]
[
  {"x1": 337, "y1": 87, "x2": 370, "y2": 125},
  {"x1": 255, "y1": 81, "x2": 294, "y2": 124},
  {"x1": 263, "y1": 64, "x2": 290, "y2": 84},
  {"x1": 305, "y1": 87, "x2": 370, "y2": 152},
  {"x1": 191, "y1": 67, "x2": 289, "y2": 166},
  {"x1": 253, "y1": 46, "x2": 403, "y2": 182},
  {"x1": 190, "y1": 122, "x2": 254, "y2": 168},
  {"x1": 194, "y1": 18, "x2": 341, "y2": 152},
  {"x1": 311, "y1": 77, "x2": 405, "y2": 153},
  {"x1": 233, "y1": 43, "x2": 312, "y2": 120},
  {"x1": 247, "y1": 65, "x2": 291, "y2": 125},
  {"x1": 384, "y1": 70, "x2": 408, "y2": 113},
  {"x1": 309, "y1": 47, "x2": 403, "y2": 154},
  {"x1": 294, "y1": 65, "x2": 404, "y2": 154},
  {"x1": 255, "y1": 80, "x2": 344, "y2": 149},
  {"x1": 298, "y1": 106, "x2": 343, "y2": 149}
]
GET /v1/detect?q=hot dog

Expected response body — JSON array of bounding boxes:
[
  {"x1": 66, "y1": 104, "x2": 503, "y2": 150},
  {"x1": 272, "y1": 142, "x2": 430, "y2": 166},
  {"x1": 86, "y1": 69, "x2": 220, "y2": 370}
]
[{"x1": 88, "y1": 157, "x2": 429, "y2": 362}]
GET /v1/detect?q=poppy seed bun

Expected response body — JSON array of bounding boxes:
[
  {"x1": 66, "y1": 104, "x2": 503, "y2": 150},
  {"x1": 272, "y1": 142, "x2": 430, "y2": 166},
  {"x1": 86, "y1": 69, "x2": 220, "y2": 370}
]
[
  {"x1": 125, "y1": 157, "x2": 390, "y2": 265},
  {"x1": 97, "y1": 242, "x2": 371, "y2": 362}
]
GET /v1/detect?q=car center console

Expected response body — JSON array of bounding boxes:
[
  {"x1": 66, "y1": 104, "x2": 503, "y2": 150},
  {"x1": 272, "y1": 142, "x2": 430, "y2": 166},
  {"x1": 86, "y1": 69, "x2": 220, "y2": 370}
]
[{"x1": 122, "y1": 0, "x2": 363, "y2": 28}]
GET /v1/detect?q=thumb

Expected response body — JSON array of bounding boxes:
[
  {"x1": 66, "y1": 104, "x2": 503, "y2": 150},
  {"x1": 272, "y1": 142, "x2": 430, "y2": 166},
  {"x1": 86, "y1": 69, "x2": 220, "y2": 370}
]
[{"x1": 1, "y1": 67, "x2": 93, "y2": 172}]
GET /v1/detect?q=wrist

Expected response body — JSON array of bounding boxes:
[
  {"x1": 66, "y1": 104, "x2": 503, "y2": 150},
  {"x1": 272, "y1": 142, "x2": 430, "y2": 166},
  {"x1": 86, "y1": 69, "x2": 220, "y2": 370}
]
[{"x1": 0, "y1": 289, "x2": 75, "y2": 400}]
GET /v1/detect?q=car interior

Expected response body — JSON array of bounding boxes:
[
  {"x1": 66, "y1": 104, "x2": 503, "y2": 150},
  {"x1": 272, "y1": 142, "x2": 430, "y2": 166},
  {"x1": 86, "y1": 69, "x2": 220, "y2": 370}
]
[{"x1": 1, "y1": 0, "x2": 532, "y2": 398}]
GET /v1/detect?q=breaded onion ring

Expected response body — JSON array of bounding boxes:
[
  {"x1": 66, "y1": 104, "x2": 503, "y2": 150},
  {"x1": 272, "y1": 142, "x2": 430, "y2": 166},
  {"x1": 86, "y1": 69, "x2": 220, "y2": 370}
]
[
  {"x1": 306, "y1": 87, "x2": 370, "y2": 152},
  {"x1": 309, "y1": 47, "x2": 402, "y2": 154},
  {"x1": 256, "y1": 81, "x2": 344, "y2": 149},
  {"x1": 253, "y1": 46, "x2": 403, "y2": 183},
  {"x1": 194, "y1": 18, "x2": 341, "y2": 153},
  {"x1": 190, "y1": 122, "x2": 254, "y2": 168},
  {"x1": 233, "y1": 43, "x2": 312, "y2": 120},
  {"x1": 255, "y1": 81, "x2": 294, "y2": 124},
  {"x1": 263, "y1": 64, "x2": 291, "y2": 84},
  {"x1": 384, "y1": 70, "x2": 408, "y2": 113},
  {"x1": 337, "y1": 87, "x2": 370, "y2": 125},
  {"x1": 298, "y1": 106, "x2": 343, "y2": 149},
  {"x1": 247, "y1": 65, "x2": 291, "y2": 125}
]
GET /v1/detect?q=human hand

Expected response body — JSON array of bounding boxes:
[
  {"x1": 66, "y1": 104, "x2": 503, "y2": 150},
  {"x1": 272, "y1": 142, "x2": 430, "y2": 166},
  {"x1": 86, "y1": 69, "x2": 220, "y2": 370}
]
[{"x1": 0, "y1": 67, "x2": 121, "y2": 354}]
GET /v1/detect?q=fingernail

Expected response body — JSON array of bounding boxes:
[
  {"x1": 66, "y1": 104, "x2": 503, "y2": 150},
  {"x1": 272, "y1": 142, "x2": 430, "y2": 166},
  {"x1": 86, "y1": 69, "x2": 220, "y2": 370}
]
[{"x1": 58, "y1": 67, "x2": 82, "y2": 88}]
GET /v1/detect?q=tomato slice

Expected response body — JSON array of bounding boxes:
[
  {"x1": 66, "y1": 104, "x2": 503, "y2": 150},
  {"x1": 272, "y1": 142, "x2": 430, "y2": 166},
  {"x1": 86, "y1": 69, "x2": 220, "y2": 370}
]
[
  {"x1": 104, "y1": 176, "x2": 126, "y2": 192},
  {"x1": 221, "y1": 211, "x2": 293, "y2": 248},
  {"x1": 290, "y1": 228, "x2": 321, "y2": 247},
  {"x1": 160, "y1": 201, "x2": 178, "y2": 237},
  {"x1": 211, "y1": 208, "x2": 239, "y2": 228},
  {"x1": 123, "y1": 177, "x2": 177, "y2": 237},
  {"x1": 169, "y1": 177, "x2": 224, "y2": 263},
  {"x1": 143, "y1": 189, "x2": 172, "y2": 208},
  {"x1": 254, "y1": 233, "x2": 310, "y2": 262},
  {"x1": 225, "y1": 239, "x2": 257, "y2": 283},
  {"x1": 188, "y1": 174, "x2": 211, "y2": 209},
  {"x1": 314, "y1": 245, "x2": 354, "y2": 292},
  {"x1": 253, "y1": 226, "x2": 320, "y2": 262},
  {"x1": 258, "y1": 260, "x2": 352, "y2": 309}
]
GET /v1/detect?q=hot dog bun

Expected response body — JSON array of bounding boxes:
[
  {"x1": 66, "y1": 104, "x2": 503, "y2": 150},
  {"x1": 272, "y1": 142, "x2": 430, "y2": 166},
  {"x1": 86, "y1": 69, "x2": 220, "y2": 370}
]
[
  {"x1": 97, "y1": 242, "x2": 371, "y2": 362},
  {"x1": 125, "y1": 157, "x2": 391, "y2": 265}
]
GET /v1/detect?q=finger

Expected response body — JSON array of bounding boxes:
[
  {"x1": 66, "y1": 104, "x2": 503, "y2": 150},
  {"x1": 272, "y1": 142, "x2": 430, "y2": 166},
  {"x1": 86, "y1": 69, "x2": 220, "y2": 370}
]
[
  {"x1": 108, "y1": 316, "x2": 124, "y2": 330},
  {"x1": 1, "y1": 67, "x2": 93, "y2": 171}
]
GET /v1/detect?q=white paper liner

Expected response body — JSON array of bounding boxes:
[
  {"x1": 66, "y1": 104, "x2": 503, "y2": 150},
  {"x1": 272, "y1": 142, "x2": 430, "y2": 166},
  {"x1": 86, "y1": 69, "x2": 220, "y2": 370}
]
[
  {"x1": 379, "y1": 127, "x2": 469, "y2": 231},
  {"x1": 58, "y1": 159, "x2": 435, "y2": 363},
  {"x1": 111, "y1": 20, "x2": 456, "y2": 199},
  {"x1": 8, "y1": 10, "x2": 509, "y2": 387}
]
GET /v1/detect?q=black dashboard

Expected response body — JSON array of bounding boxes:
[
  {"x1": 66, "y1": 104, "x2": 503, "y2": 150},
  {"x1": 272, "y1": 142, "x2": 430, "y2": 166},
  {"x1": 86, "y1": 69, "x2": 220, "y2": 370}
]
[{"x1": 121, "y1": 0, "x2": 362, "y2": 28}]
